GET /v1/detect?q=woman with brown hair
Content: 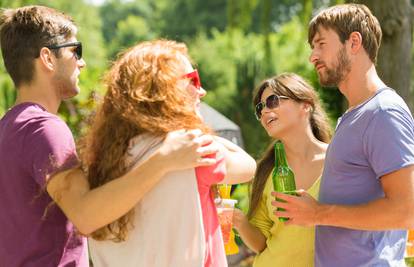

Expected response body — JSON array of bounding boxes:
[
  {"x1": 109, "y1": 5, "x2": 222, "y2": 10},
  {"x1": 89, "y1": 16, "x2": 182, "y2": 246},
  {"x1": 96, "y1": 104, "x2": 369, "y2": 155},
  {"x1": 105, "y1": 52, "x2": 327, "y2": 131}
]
[
  {"x1": 83, "y1": 40, "x2": 256, "y2": 267},
  {"x1": 233, "y1": 73, "x2": 332, "y2": 266}
]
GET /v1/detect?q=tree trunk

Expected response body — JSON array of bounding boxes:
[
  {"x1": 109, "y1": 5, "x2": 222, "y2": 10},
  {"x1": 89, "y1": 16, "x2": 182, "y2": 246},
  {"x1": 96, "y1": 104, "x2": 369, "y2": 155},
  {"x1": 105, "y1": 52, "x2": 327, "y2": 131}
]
[{"x1": 347, "y1": 0, "x2": 414, "y2": 111}]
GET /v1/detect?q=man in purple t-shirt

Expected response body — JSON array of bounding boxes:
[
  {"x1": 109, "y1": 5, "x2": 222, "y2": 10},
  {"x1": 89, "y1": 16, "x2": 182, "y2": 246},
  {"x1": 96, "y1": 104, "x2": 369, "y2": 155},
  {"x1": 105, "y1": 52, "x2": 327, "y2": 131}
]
[
  {"x1": 0, "y1": 6, "x2": 219, "y2": 267},
  {"x1": 271, "y1": 4, "x2": 414, "y2": 267}
]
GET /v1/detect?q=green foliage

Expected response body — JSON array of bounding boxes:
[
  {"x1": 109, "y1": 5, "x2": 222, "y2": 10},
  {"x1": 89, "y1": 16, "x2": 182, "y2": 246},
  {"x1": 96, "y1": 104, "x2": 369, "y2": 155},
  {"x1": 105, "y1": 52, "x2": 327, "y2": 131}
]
[
  {"x1": 0, "y1": 0, "x2": 346, "y2": 145},
  {"x1": 0, "y1": 51, "x2": 14, "y2": 115},
  {"x1": 100, "y1": 0, "x2": 158, "y2": 59},
  {"x1": 0, "y1": 79, "x2": 14, "y2": 115},
  {"x1": 227, "y1": 0, "x2": 259, "y2": 32},
  {"x1": 107, "y1": 15, "x2": 155, "y2": 58},
  {"x1": 232, "y1": 183, "x2": 250, "y2": 213},
  {"x1": 159, "y1": 0, "x2": 227, "y2": 40},
  {"x1": 406, "y1": 257, "x2": 414, "y2": 267},
  {"x1": 99, "y1": 0, "x2": 150, "y2": 43}
]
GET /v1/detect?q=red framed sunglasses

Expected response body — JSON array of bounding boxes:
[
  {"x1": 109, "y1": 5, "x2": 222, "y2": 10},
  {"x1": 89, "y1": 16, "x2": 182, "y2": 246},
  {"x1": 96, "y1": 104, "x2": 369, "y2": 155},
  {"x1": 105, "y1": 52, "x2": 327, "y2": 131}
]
[{"x1": 183, "y1": 69, "x2": 202, "y2": 89}]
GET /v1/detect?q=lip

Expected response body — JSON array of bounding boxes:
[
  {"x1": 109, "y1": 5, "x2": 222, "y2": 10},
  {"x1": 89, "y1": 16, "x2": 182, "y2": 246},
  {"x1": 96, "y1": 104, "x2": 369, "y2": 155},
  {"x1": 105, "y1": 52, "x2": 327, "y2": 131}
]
[
  {"x1": 265, "y1": 117, "x2": 278, "y2": 126},
  {"x1": 315, "y1": 64, "x2": 325, "y2": 71}
]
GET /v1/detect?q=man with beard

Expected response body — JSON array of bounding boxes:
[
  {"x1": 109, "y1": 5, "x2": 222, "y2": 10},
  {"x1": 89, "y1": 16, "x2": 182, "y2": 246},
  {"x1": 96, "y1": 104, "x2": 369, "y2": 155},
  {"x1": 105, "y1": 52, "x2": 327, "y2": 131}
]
[
  {"x1": 0, "y1": 6, "x2": 218, "y2": 266},
  {"x1": 271, "y1": 4, "x2": 414, "y2": 266}
]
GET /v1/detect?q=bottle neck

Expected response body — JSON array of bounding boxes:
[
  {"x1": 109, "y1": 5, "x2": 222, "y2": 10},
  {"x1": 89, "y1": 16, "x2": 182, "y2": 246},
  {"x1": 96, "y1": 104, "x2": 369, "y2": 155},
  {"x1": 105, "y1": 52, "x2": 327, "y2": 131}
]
[{"x1": 275, "y1": 141, "x2": 288, "y2": 167}]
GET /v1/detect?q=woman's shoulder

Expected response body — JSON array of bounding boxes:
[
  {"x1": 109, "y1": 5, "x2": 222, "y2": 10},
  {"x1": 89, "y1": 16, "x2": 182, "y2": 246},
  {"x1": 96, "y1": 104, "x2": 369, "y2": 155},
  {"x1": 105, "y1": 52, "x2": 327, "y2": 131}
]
[{"x1": 125, "y1": 133, "x2": 163, "y2": 168}]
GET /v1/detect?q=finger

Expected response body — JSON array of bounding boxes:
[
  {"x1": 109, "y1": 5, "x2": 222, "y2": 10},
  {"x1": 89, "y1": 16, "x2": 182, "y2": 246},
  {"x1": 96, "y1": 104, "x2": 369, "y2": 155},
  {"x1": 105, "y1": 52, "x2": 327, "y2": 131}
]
[
  {"x1": 234, "y1": 209, "x2": 244, "y2": 217},
  {"x1": 194, "y1": 134, "x2": 214, "y2": 146},
  {"x1": 174, "y1": 129, "x2": 187, "y2": 134},
  {"x1": 271, "y1": 191, "x2": 300, "y2": 203},
  {"x1": 284, "y1": 218, "x2": 305, "y2": 227},
  {"x1": 185, "y1": 129, "x2": 203, "y2": 139},
  {"x1": 195, "y1": 158, "x2": 217, "y2": 166},
  {"x1": 271, "y1": 200, "x2": 290, "y2": 209},
  {"x1": 197, "y1": 144, "x2": 219, "y2": 156},
  {"x1": 283, "y1": 219, "x2": 294, "y2": 226},
  {"x1": 274, "y1": 210, "x2": 291, "y2": 218}
]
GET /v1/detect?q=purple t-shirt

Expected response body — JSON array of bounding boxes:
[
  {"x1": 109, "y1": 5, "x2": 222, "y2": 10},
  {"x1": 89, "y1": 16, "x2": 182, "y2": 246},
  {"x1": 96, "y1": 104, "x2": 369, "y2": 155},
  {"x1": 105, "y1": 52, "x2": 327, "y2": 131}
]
[
  {"x1": 0, "y1": 103, "x2": 88, "y2": 267},
  {"x1": 316, "y1": 88, "x2": 414, "y2": 266}
]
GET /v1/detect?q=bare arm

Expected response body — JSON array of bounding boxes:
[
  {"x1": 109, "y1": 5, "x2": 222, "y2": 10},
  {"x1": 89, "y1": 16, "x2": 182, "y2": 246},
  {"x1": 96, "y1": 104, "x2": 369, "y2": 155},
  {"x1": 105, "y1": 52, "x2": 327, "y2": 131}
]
[
  {"x1": 272, "y1": 165, "x2": 414, "y2": 230},
  {"x1": 233, "y1": 208, "x2": 267, "y2": 253},
  {"x1": 47, "y1": 130, "x2": 218, "y2": 235},
  {"x1": 214, "y1": 136, "x2": 256, "y2": 185}
]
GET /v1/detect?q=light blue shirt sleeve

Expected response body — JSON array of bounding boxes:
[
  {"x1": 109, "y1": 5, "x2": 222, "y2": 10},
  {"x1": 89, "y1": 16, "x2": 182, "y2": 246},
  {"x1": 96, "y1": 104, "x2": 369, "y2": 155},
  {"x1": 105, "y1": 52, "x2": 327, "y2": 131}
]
[{"x1": 363, "y1": 107, "x2": 414, "y2": 178}]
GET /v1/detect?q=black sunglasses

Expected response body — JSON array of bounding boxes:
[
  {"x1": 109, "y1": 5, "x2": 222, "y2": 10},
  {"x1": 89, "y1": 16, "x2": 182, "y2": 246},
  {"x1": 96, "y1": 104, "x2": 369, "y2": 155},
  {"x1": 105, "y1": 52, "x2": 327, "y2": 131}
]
[
  {"x1": 255, "y1": 94, "x2": 289, "y2": 120},
  {"x1": 46, "y1": 41, "x2": 82, "y2": 60}
]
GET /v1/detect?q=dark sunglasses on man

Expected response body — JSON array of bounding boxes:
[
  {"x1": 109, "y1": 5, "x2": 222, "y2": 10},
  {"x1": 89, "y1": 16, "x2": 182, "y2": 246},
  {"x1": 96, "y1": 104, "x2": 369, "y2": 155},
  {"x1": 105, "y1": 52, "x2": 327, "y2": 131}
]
[
  {"x1": 46, "y1": 41, "x2": 82, "y2": 60},
  {"x1": 255, "y1": 94, "x2": 289, "y2": 120}
]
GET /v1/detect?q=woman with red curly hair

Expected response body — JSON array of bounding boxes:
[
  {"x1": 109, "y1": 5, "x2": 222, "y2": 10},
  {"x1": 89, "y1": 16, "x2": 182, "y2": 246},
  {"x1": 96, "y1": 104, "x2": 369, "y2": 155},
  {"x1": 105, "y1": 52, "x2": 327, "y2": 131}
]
[{"x1": 85, "y1": 40, "x2": 256, "y2": 267}]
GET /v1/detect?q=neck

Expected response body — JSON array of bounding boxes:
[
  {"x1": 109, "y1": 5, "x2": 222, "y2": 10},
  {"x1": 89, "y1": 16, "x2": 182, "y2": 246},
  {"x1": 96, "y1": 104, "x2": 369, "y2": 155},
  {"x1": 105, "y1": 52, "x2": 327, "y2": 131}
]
[
  {"x1": 338, "y1": 60, "x2": 386, "y2": 110},
  {"x1": 15, "y1": 79, "x2": 61, "y2": 114},
  {"x1": 279, "y1": 125, "x2": 325, "y2": 162}
]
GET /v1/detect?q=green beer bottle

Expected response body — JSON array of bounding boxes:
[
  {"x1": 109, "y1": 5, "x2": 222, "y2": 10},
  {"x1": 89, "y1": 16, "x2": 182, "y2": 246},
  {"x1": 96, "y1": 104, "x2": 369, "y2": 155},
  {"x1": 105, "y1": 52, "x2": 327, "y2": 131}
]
[{"x1": 272, "y1": 140, "x2": 296, "y2": 222}]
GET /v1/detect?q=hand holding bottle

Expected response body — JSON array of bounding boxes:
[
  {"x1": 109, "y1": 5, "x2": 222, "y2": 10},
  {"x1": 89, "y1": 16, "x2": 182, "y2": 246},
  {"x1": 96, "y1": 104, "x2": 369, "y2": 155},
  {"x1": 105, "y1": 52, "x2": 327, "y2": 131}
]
[{"x1": 270, "y1": 190, "x2": 321, "y2": 227}]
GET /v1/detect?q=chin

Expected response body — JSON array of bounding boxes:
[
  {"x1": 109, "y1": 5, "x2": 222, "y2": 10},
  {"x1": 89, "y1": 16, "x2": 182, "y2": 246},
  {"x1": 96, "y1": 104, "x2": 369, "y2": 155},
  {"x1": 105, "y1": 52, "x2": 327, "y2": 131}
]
[
  {"x1": 265, "y1": 128, "x2": 278, "y2": 139},
  {"x1": 266, "y1": 125, "x2": 287, "y2": 139},
  {"x1": 319, "y1": 80, "x2": 337, "y2": 88},
  {"x1": 62, "y1": 88, "x2": 80, "y2": 100}
]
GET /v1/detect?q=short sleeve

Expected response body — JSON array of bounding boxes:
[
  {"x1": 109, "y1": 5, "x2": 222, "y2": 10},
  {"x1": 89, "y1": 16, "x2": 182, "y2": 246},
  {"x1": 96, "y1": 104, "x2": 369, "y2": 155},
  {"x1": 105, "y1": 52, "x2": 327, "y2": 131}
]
[
  {"x1": 363, "y1": 108, "x2": 414, "y2": 178},
  {"x1": 26, "y1": 117, "x2": 79, "y2": 187},
  {"x1": 249, "y1": 183, "x2": 273, "y2": 238}
]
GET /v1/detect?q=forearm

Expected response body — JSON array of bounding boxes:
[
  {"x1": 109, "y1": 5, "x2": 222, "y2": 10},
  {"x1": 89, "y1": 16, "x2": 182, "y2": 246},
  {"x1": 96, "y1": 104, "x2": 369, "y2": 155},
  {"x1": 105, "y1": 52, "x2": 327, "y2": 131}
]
[
  {"x1": 223, "y1": 152, "x2": 256, "y2": 184},
  {"x1": 215, "y1": 137, "x2": 256, "y2": 184},
  {"x1": 236, "y1": 221, "x2": 267, "y2": 253},
  {"x1": 275, "y1": 166, "x2": 414, "y2": 230},
  {"x1": 53, "y1": 152, "x2": 168, "y2": 234},
  {"x1": 317, "y1": 197, "x2": 414, "y2": 230}
]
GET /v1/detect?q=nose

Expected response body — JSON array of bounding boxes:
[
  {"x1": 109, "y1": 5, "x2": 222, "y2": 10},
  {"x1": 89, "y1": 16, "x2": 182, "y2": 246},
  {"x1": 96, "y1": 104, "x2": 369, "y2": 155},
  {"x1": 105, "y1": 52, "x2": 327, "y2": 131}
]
[
  {"x1": 198, "y1": 87, "x2": 206, "y2": 98},
  {"x1": 309, "y1": 49, "x2": 318, "y2": 65},
  {"x1": 78, "y1": 58, "x2": 86, "y2": 69},
  {"x1": 260, "y1": 102, "x2": 273, "y2": 118},
  {"x1": 262, "y1": 105, "x2": 271, "y2": 114}
]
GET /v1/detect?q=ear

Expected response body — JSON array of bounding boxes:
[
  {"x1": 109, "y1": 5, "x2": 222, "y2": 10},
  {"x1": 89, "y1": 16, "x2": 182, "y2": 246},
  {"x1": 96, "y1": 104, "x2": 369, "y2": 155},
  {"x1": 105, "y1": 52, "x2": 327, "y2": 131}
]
[
  {"x1": 301, "y1": 102, "x2": 313, "y2": 114},
  {"x1": 38, "y1": 47, "x2": 56, "y2": 71},
  {"x1": 348, "y1": 32, "x2": 362, "y2": 54}
]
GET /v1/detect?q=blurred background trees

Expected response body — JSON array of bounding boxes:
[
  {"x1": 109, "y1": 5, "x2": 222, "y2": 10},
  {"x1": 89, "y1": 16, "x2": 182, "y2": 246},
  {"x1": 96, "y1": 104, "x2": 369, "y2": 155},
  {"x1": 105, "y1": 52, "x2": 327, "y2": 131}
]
[
  {"x1": 2, "y1": 0, "x2": 413, "y2": 189},
  {"x1": 1, "y1": 0, "x2": 413, "y2": 212},
  {"x1": 1, "y1": 0, "x2": 413, "y2": 151},
  {"x1": 0, "y1": 0, "x2": 352, "y2": 145},
  {"x1": 0, "y1": 0, "x2": 406, "y2": 151}
]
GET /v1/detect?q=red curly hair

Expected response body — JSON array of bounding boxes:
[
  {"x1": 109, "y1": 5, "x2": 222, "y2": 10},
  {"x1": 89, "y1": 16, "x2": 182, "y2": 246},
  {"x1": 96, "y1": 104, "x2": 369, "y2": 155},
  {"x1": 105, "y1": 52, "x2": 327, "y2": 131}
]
[{"x1": 81, "y1": 40, "x2": 209, "y2": 241}]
